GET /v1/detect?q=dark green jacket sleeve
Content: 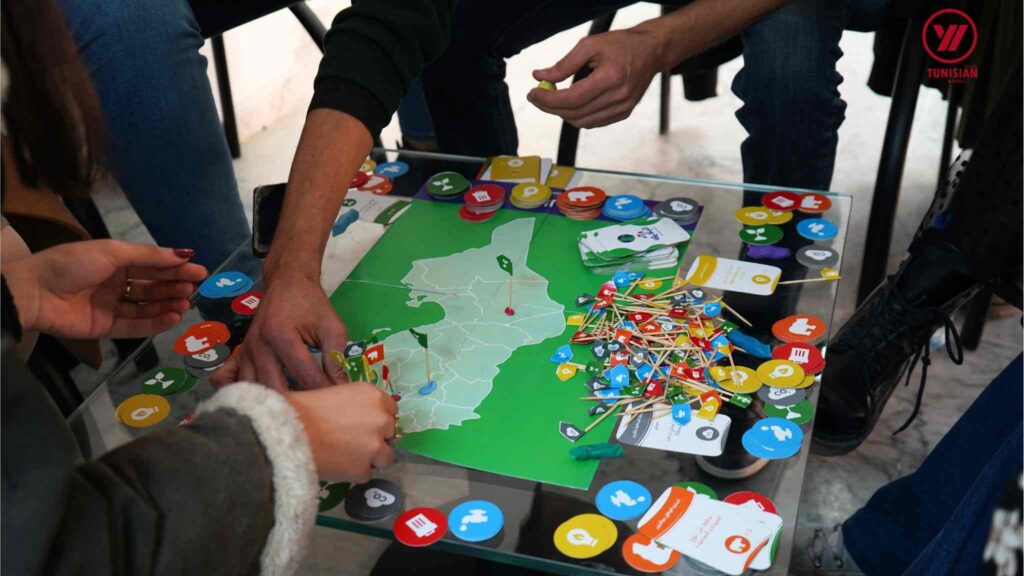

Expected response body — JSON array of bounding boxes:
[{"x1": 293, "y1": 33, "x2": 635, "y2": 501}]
[{"x1": 310, "y1": 0, "x2": 457, "y2": 135}]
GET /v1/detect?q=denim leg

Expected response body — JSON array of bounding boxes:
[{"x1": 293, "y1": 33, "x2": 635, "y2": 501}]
[
  {"x1": 732, "y1": 0, "x2": 849, "y2": 190},
  {"x1": 58, "y1": 0, "x2": 250, "y2": 269},
  {"x1": 844, "y1": 355, "x2": 1024, "y2": 575},
  {"x1": 421, "y1": 0, "x2": 638, "y2": 157}
]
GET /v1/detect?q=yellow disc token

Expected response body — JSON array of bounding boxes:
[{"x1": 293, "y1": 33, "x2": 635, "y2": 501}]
[
  {"x1": 638, "y1": 279, "x2": 663, "y2": 291},
  {"x1": 712, "y1": 366, "x2": 761, "y2": 394},
  {"x1": 756, "y1": 359, "x2": 805, "y2": 389},
  {"x1": 554, "y1": 514, "x2": 617, "y2": 559},
  {"x1": 116, "y1": 394, "x2": 171, "y2": 428},
  {"x1": 566, "y1": 313, "x2": 586, "y2": 326},
  {"x1": 359, "y1": 159, "x2": 377, "y2": 173},
  {"x1": 763, "y1": 210, "x2": 794, "y2": 224},
  {"x1": 734, "y1": 207, "x2": 793, "y2": 225},
  {"x1": 794, "y1": 374, "x2": 817, "y2": 389},
  {"x1": 556, "y1": 363, "x2": 578, "y2": 381},
  {"x1": 510, "y1": 182, "x2": 552, "y2": 207}
]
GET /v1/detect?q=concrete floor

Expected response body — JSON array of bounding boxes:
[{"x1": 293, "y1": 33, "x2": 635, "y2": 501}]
[{"x1": 83, "y1": 5, "x2": 1021, "y2": 575}]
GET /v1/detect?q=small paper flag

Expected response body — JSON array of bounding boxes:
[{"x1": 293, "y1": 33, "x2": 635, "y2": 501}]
[{"x1": 496, "y1": 254, "x2": 513, "y2": 275}]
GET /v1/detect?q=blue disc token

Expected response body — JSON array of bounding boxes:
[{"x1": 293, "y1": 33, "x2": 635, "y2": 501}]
[
  {"x1": 595, "y1": 480, "x2": 652, "y2": 521},
  {"x1": 742, "y1": 417, "x2": 803, "y2": 459},
  {"x1": 199, "y1": 271, "x2": 253, "y2": 298},
  {"x1": 374, "y1": 161, "x2": 409, "y2": 178},
  {"x1": 796, "y1": 218, "x2": 838, "y2": 241},
  {"x1": 672, "y1": 403, "x2": 692, "y2": 425},
  {"x1": 418, "y1": 380, "x2": 438, "y2": 395},
  {"x1": 550, "y1": 344, "x2": 573, "y2": 364},
  {"x1": 448, "y1": 500, "x2": 504, "y2": 542},
  {"x1": 602, "y1": 195, "x2": 646, "y2": 221}
]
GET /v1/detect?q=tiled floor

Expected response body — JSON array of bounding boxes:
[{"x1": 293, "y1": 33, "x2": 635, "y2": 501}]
[{"x1": 80, "y1": 5, "x2": 1022, "y2": 575}]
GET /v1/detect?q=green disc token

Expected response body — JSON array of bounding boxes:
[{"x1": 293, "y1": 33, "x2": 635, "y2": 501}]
[
  {"x1": 426, "y1": 171, "x2": 470, "y2": 197},
  {"x1": 317, "y1": 481, "x2": 350, "y2": 512},
  {"x1": 739, "y1": 225, "x2": 783, "y2": 245},
  {"x1": 140, "y1": 367, "x2": 196, "y2": 396},
  {"x1": 674, "y1": 481, "x2": 718, "y2": 500},
  {"x1": 727, "y1": 393, "x2": 753, "y2": 408},
  {"x1": 763, "y1": 399, "x2": 815, "y2": 424}
]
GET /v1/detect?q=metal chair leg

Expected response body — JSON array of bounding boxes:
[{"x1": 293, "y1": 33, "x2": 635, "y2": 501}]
[
  {"x1": 289, "y1": 3, "x2": 326, "y2": 53},
  {"x1": 856, "y1": 19, "x2": 925, "y2": 305},
  {"x1": 556, "y1": 12, "x2": 616, "y2": 167},
  {"x1": 938, "y1": 83, "x2": 962, "y2": 187},
  {"x1": 659, "y1": 72, "x2": 671, "y2": 135},
  {"x1": 211, "y1": 35, "x2": 241, "y2": 159}
]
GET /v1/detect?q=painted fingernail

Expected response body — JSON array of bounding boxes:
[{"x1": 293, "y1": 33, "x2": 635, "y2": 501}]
[{"x1": 173, "y1": 248, "x2": 195, "y2": 258}]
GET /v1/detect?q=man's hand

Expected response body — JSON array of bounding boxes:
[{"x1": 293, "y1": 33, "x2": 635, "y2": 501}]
[
  {"x1": 287, "y1": 382, "x2": 398, "y2": 483},
  {"x1": 225, "y1": 274, "x2": 349, "y2": 392},
  {"x1": 528, "y1": 27, "x2": 666, "y2": 129}
]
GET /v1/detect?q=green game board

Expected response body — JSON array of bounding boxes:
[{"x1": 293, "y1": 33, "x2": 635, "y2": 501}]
[{"x1": 330, "y1": 198, "x2": 692, "y2": 489}]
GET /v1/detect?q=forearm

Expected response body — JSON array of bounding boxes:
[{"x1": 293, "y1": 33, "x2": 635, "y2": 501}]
[
  {"x1": 637, "y1": 0, "x2": 789, "y2": 70},
  {"x1": 264, "y1": 109, "x2": 372, "y2": 283}
]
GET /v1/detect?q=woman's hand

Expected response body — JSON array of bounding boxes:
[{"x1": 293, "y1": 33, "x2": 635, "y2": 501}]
[{"x1": 3, "y1": 239, "x2": 207, "y2": 339}]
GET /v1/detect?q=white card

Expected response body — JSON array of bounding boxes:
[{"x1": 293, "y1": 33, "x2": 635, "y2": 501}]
[
  {"x1": 685, "y1": 255, "x2": 781, "y2": 296},
  {"x1": 615, "y1": 403, "x2": 731, "y2": 456}
]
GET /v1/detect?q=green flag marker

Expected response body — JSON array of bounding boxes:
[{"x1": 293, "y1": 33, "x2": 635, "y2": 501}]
[
  {"x1": 409, "y1": 329, "x2": 428, "y2": 348},
  {"x1": 496, "y1": 255, "x2": 513, "y2": 275},
  {"x1": 497, "y1": 255, "x2": 515, "y2": 315}
]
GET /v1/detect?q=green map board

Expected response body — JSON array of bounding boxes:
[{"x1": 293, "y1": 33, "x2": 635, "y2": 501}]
[{"x1": 329, "y1": 198, "x2": 691, "y2": 489}]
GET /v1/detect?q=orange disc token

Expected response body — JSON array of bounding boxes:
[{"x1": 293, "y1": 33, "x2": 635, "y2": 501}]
[
  {"x1": 561, "y1": 186, "x2": 606, "y2": 207},
  {"x1": 358, "y1": 174, "x2": 392, "y2": 194},
  {"x1": 621, "y1": 533, "x2": 680, "y2": 573},
  {"x1": 173, "y1": 321, "x2": 230, "y2": 355},
  {"x1": 772, "y1": 314, "x2": 827, "y2": 344}
]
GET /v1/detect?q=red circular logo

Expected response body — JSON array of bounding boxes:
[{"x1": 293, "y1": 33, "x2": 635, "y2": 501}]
[
  {"x1": 393, "y1": 507, "x2": 447, "y2": 547},
  {"x1": 231, "y1": 291, "x2": 263, "y2": 316},
  {"x1": 922, "y1": 9, "x2": 978, "y2": 65}
]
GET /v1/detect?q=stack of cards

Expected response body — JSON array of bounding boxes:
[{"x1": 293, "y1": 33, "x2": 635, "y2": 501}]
[
  {"x1": 460, "y1": 184, "x2": 505, "y2": 222},
  {"x1": 602, "y1": 194, "x2": 651, "y2": 221},
  {"x1": 556, "y1": 186, "x2": 606, "y2": 220},
  {"x1": 510, "y1": 182, "x2": 552, "y2": 210},
  {"x1": 578, "y1": 217, "x2": 690, "y2": 272}
]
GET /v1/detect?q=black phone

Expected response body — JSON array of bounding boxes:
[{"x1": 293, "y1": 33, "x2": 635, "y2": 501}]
[{"x1": 252, "y1": 183, "x2": 286, "y2": 258}]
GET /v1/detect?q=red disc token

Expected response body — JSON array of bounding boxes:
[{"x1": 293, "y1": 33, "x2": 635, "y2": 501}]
[
  {"x1": 772, "y1": 342, "x2": 825, "y2": 373},
  {"x1": 465, "y1": 184, "x2": 505, "y2": 207},
  {"x1": 459, "y1": 204, "x2": 497, "y2": 222},
  {"x1": 173, "y1": 321, "x2": 230, "y2": 355},
  {"x1": 724, "y1": 491, "x2": 777, "y2": 514},
  {"x1": 796, "y1": 193, "x2": 832, "y2": 214},
  {"x1": 370, "y1": 180, "x2": 394, "y2": 195},
  {"x1": 394, "y1": 507, "x2": 448, "y2": 547},
  {"x1": 358, "y1": 174, "x2": 392, "y2": 194},
  {"x1": 350, "y1": 171, "x2": 369, "y2": 189},
  {"x1": 231, "y1": 291, "x2": 263, "y2": 316},
  {"x1": 621, "y1": 533, "x2": 680, "y2": 573},
  {"x1": 772, "y1": 314, "x2": 827, "y2": 344},
  {"x1": 762, "y1": 191, "x2": 801, "y2": 211}
]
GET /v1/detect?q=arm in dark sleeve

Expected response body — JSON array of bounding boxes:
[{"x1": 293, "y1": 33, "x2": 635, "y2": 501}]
[{"x1": 310, "y1": 0, "x2": 457, "y2": 135}]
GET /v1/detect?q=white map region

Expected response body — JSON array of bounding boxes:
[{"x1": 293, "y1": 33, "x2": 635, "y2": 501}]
[{"x1": 383, "y1": 218, "x2": 565, "y2": 432}]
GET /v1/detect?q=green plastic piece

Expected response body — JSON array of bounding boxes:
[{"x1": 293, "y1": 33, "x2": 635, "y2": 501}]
[
  {"x1": 538, "y1": 80, "x2": 557, "y2": 91},
  {"x1": 727, "y1": 393, "x2": 752, "y2": 408},
  {"x1": 569, "y1": 443, "x2": 624, "y2": 461}
]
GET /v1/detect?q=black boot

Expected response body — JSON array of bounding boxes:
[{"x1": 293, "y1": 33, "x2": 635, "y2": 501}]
[{"x1": 812, "y1": 64, "x2": 1023, "y2": 455}]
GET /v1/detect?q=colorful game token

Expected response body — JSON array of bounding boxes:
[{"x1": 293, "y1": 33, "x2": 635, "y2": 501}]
[
  {"x1": 796, "y1": 193, "x2": 832, "y2": 214},
  {"x1": 199, "y1": 271, "x2": 253, "y2": 298},
  {"x1": 426, "y1": 171, "x2": 470, "y2": 198},
  {"x1": 734, "y1": 206, "x2": 793, "y2": 226},
  {"x1": 559, "y1": 421, "x2": 584, "y2": 442},
  {"x1": 375, "y1": 161, "x2": 409, "y2": 178},
  {"x1": 350, "y1": 171, "x2": 369, "y2": 189},
  {"x1": 710, "y1": 366, "x2": 761, "y2": 394},
  {"x1": 763, "y1": 399, "x2": 816, "y2": 424},
  {"x1": 230, "y1": 291, "x2": 263, "y2": 315},
  {"x1": 464, "y1": 184, "x2": 506, "y2": 216},
  {"x1": 622, "y1": 533, "x2": 681, "y2": 573},
  {"x1": 173, "y1": 320, "x2": 230, "y2": 356},
  {"x1": 184, "y1": 343, "x2": 231, "y2": 370},
  {"x1": 538, "y1": 80, "x2": 556, "y2": 90},
  {"x1": 795, "y1": 374, "x2": 817, "y2": 389},
  {"x1": 671, "y1": 403, "x2": 692, "y2": 425},
  {"x1": 596, "y1": 480, "x2": 652, "y2": 521},
  {"x1": 638, "y1": 279, "x2": 663, "y2": 291},
  {"x1": 674, "y1": 481, "x2": 718, "y2": 500},
  {"x1": 742, "y1": 417, "x2": 803, "y2": 459},
  {"x1": 140, "y1": 367, "x2": 196, "y2": 396},
  {"x1": 723, "y1": 491, "x2": 777, "y2": 514},
  {"x1": 116, "y1": 394, "x2": 171, "y2": 428},
  {"x1": 557, "y1": 186, "x2": 606, "y2": 220},
  {"x1": 762, "y1": 191, "x2": 801, "y2": 211},
  {"x1": 318, "y1": 481, "x2": 349, "y2": 513},
  {"x1": 755, "y1": 359, "x2": 805, "y2": 389},
  {"x1": 772, "y1": 314, "x2": 827, "y2": 344},
  {"x1": 510, "y1": 182, "x2": 552, "y2": 209},
  {"x1": 772, "y1": 342, "x2": 825, "y2": 374},
  {"x1": 448, "y1": 500, "x2": 504, "y2": 542},
  {"x1": 553, "y1": 513, "x2": 617, "y2": 559},
  {"x1": 757, "y1": 386, "x2": 807, "y2": 407},
  {"x1": 458, "y1": 204, "x2": 497, "y2": 222},
  {"x1": 654, "y1": 197, "x2": 700, "y2": 224},
  {"x1": 556, "y1": 363, "x2": 578, "y2": 381},
  {"x1": 796, "y1": 218, "x2": 838, "y2": 241},
  {"x1": 359, "y1": 158, "x2": 377, "y2": 173},
  {"x1": 359, "y1": 174, "x2": 393, "y2": 195},
  {"x1": 795, "y1": 246, "x2": 839, "y2": 268},
  {"x1": 566, "y1": 313, "x2": 586, "y2": 326},
  {"x1": 394, "y1": 507, "x2": 448, "y2": 547},
  {"x1": 739, "y1": 225, "x2": 784, "y2": 245},
  {"x1": 345, "y1": 479, "x2": 403, "y2": 521},
  {"x1": 602, "y1": 194, "x2": 647, "y2": 221}
]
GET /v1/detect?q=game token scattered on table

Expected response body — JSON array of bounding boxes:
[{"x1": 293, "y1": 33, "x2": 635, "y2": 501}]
[
  {"x1": 394, "y1": 507, "x2": 448, "y2": 547},
  {"x1": 448, "y1": 500, "x2": 504, "y2": 542},
  {"x1": 595, "y1": 480, "x2": 652, "y2": 520},
  {"x1": 601, "y1": 194, "x2": 649, "y2": 221},
  {"x1": 350, "y1": 171, "x2": 369, "y2": 189},
  {"x1": 556, "y1": 186, "x2": 606, "y2": 220},
  {"x1": 740, "y1": 225, "x2": 783, "y2": 245},
  {"x1": 140, "y1": 367, "x2": 197, "y2": 396},
  {"x1": 173, "y1": 320, "x2": 230, "y2": 356},
  {"x1": 723, "y1": 490, "x2": 777, "y2": 514},
  {"x1": 734, "y1": 206, "x2": 793, "y2": 226},
  {"x1": 675, "y1": 481, "x2": 718, "y2": 500},
  {"x1": 318, "y1": 481, "x2": 349, "y2": 513},
  {"x1": 375, "y1": 161, "x2": 409, "y2": 179},
  {"x1": 509, "y1": 182, "x2": 551, "y2": 209},
  {"x1": 116, "y1": 394, "x2": 171, "y2": 428},
  {"x1": 426, "y1": 171, "x2": 470, "y2": 199},
  {"x1": 654, "y1": 197, "x2": 700, "y2": 225},
  {"x1": 772, "y1": 314, "x2": 827, "y2": 344},
  {"x1": 795, "y1": 245, "x2": 839, "y2": 268},
  {"x1": 762, "y1": 191, "x2": 801, "y2": 211},
  {"x1": 230, "y1": 291, "x2": 263, "y2": 315},
  {"x1": 796, "y1": 192, "x2": 832, "y2": 214},
  {"x1": 622, "y1": 533, "x2": 681, "y2": 573},
  {"x1": 553, "y1": 513, "x2": 618, "y2": 559},
  {"x1": 461, "y1": 184, "x2": 505, "y2": 222},
  {"x1": 199, "y1": 271, "x2": 253, "y2": 299},
  {"x1": 742, "y1": 417, "x2": 803, "y2": 459},
  {"x1": 359, "y1": 174, "x2": 393, "y2": 195},
  {"x1": 796, "y1": 217, "x2": 838, "y2": 241},
  {"x1": 344, "y1": 479, "x2": 403, "y2": 521}
]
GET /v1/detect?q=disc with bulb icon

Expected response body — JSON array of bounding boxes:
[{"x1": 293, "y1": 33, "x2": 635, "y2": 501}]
[
  {"x1": 116, "y1": 394, "x2": 171, "y2": 428},
  {"x1": 553, "y1": 513, "x2": 617, "y2": 559}
]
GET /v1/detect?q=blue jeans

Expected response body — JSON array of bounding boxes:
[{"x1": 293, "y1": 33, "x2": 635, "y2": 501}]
[
  {"x1": 419, "y1": 0, "x2": 850, "y2": 190},
  {"x1": 58, "y1": 0, "x2": 250, "y2": 269},
  {"x1": 844, "y1": 355, "x2": 1024, "y2": 575}
]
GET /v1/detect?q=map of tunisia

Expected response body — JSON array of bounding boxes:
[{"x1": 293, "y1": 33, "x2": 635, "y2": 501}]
[{"x1": 382, "y1": 217, "x2": 565, "y2": 432}]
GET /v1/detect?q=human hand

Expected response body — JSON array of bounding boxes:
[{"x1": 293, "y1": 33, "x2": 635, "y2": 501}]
[
  {"x1": 229, "y1": 273, "x2": 348, "y2": 391},
  {"x1": 527, "y1": 27, "x2": 666, "y2": 129},
  {"x1": 286, "y1": 382, "x2": 398, "y2": 482},
  {"x1": 3, "y1": 240, "x2": 206, "y2": 339}
]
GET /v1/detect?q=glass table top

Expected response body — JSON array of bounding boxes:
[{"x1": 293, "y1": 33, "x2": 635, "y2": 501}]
[{"x1": 68, "y1": 149, "x2": 851, "y2": 575}]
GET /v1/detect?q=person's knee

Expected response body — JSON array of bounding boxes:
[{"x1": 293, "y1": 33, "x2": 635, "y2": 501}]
[{"x1": 62, "y1": 0, "x2": 202, "y2": 63}]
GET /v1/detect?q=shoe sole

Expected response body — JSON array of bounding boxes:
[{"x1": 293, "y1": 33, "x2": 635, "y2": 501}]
[{"x1": 810, "y1": 431, "x2": 870, "y2": 457}]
